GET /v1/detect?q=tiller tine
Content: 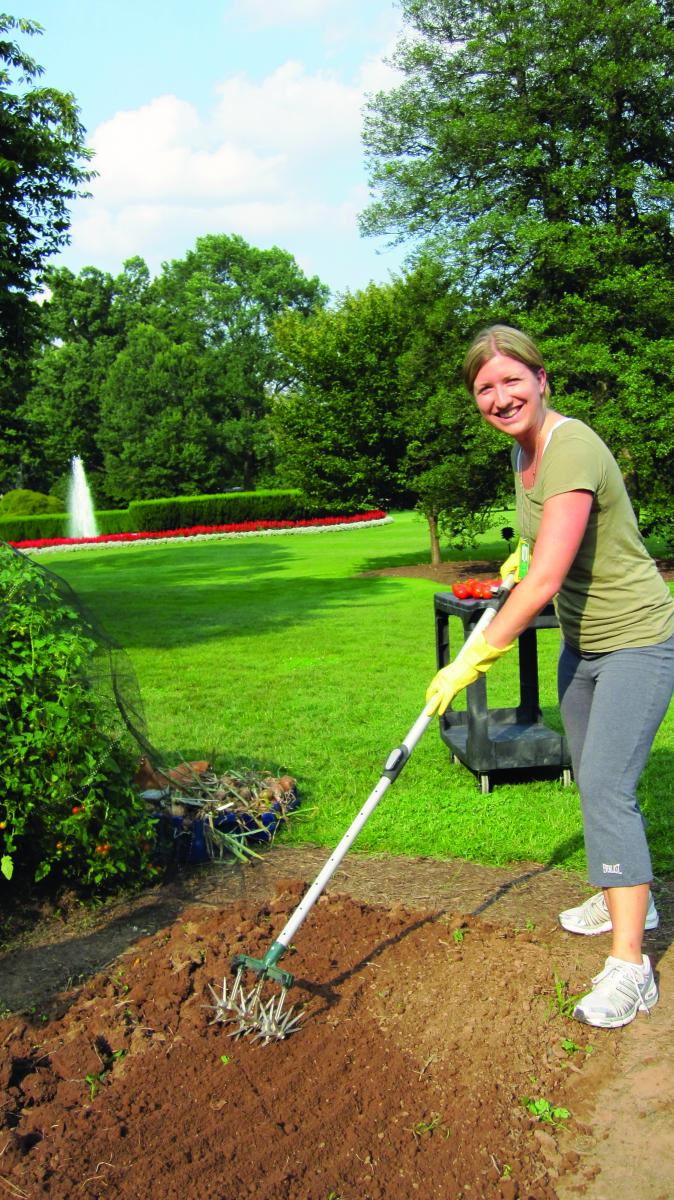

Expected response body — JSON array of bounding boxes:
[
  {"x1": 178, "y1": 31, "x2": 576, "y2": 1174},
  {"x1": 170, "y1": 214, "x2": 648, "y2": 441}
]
[{"x1": 207, "y1": 947, "x2": 303, "y2": 1044}]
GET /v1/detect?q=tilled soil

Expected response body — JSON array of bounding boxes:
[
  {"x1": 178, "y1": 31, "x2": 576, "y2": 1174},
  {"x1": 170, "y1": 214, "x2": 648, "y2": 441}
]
[{"x1": 1, "y1": 851, "x2": 673, "y2": 1200}]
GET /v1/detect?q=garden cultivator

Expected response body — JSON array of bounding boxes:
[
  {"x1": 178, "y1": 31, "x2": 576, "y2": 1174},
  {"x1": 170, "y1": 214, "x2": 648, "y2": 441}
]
[{"x1": 209, "y1": 577, "x2": 515, "y2": 1043}]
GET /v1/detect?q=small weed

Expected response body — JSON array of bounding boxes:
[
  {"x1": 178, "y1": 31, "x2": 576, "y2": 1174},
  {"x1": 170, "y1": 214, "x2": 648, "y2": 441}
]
[
  {"x1": 501, "y1": 1164, "x2": 512, "y2": 1179},
  {"x1": 84, "y1": 1047, "x2": 126, "y2": 1101},
  {"x1": 561, "y1": 1037, "x2": 594, "y2": 1057},
  {"x1": 549, "y1": 973, "x2": 587, "y2": 1018},
  {"x1": 525, "y1": 918, "x2": 536, "y2": 932},
  {"x1": 410, "y1": 1113, "x2": 450, "y2": 1141},
  {"x1": 220, "y1": 1054, "x2": 231, "y2": 1065},
  {"x1": 452, "y1": 928, "x2": 465, "y2": 945},
  {"x1": 522, "y1": 1096, "x2": 570, "y2": 1126}
]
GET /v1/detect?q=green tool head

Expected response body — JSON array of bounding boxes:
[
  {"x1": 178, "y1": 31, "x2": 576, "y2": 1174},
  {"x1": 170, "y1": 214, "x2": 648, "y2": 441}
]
[{"x1": 232, "y1": 942, "x2": 295, "y2": 991}]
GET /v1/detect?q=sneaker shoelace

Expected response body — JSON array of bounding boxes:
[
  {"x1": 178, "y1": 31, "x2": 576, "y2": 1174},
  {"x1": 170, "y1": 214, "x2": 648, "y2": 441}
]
[{"x1": 581, "y1": 892, "x2": 610, "y2": 925}]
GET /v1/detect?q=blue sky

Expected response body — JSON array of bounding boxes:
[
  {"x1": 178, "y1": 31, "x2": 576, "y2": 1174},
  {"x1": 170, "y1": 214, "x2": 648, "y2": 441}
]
[{"x1": 19, "y1": 0, "x2": 411, "y2": 296}]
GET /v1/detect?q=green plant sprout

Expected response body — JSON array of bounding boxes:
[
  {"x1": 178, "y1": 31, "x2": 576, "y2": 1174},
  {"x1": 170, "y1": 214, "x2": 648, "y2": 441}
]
[
  {"x1": 561, "y1": 1037, "x2": 594, "y2": 1057},
  {"x1": 452, "y1": 927, "x2": 465, "y2": 945},
  {"x1": 410, "y1": 1113, "x2": 450, "y2": 1141},
  {"x1": 84, "y1": 1047, "x2": 126, "y2": 1100},
  {"x1": 549, "y1": 973, "x2": 587, "y2": 1018},
  {"x1": 521, "y1": 1096, "x2": 570, "y2": 1126}
]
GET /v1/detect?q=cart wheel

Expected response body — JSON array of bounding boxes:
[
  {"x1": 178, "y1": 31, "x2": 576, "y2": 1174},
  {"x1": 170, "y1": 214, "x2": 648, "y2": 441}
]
[
  {"x1": 562, "y1": 768, "x2": 572, "y2": 787},
  {"x1": 479, "y1": 773, "x2": 491, "y2": 795}
]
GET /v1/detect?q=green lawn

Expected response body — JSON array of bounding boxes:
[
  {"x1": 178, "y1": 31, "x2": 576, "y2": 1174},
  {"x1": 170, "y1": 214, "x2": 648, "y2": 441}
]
[{"x1": 35, "y1": 511, "x2": 674, "y2": 877}]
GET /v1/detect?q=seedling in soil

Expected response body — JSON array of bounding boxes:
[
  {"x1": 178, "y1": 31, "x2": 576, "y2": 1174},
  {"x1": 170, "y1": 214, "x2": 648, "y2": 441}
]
[
  {"x1": 410, "y1": 1113, "x2": 450, "y2": 1141},
  {"x1": 521, "y1": 1096, "x2": 570, "y2": 1126},
  {"x1": 84, "y1": 1047, "x2": 126, "y2": 1100},
  {"x1": 220, "y1": 1054, "x2": 231, "y2": 1065},
  {"x1": 561, "y1": 1038, "x2": 594, "y2": 1057},
  {"x1": 548, "y1": 973, "x2": 587, "y2": 1018},
  {"x1": 452, "y1": 928, "x2": 465, "y2": 945}
]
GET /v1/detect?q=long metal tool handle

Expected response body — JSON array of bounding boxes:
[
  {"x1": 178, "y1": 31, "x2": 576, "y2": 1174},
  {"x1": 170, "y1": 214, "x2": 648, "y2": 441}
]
[{"x1": 267, "y1": 575, "x2": 516, "y2": 960}]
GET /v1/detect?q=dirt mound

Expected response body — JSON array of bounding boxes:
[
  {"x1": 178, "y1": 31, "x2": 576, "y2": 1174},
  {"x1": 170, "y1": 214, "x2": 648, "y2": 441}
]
[{"x1": 0, "y1": 879, "x2": 627, "y2": 1200}]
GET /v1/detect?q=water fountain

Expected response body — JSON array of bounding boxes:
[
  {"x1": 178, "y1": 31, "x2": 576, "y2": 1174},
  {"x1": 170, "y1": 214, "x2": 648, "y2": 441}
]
[{"x1": 67, "y1": 455, "x2": 100, "y2": 540}]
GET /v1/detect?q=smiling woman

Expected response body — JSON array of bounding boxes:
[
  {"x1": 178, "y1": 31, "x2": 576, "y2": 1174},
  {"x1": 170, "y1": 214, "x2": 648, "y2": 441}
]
[{"x1": 426, "y1": 323, "x2": 674, "y2": 1032}]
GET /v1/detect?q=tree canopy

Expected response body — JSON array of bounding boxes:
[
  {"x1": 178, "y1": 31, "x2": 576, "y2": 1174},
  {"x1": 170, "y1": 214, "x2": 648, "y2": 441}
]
[
  {"x1": 0, "y1": 13, "x2": 94, "y2": 490},
  {"x1": 361, "y1": 0, "x2": 674, "y2": 543},
  {"x1": 272, "y1": 260, "x2": 507, "y2": 561}
]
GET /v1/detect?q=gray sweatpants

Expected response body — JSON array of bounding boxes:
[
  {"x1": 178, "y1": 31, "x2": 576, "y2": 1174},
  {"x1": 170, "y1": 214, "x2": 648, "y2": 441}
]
[{"x1": 558, "y1": 632, "x2": 674, "y2": 888}]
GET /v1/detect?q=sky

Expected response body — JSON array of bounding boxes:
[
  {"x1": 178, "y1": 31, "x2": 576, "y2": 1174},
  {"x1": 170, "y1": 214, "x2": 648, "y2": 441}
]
[{"x1": 18, "y1": 0, "x2": 412, "y2": 297}]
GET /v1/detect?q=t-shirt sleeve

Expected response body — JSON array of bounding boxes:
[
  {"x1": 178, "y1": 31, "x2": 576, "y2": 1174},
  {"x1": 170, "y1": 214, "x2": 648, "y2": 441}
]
[{"x1": 540, "y1": 428, "x2": 603, "y2": 500}]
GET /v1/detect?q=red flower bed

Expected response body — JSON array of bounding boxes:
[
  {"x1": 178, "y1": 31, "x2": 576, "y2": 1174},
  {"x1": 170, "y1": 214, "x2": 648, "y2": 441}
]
[{"x1": 11, "y1": 511, "x2": 388, "y2": 551}]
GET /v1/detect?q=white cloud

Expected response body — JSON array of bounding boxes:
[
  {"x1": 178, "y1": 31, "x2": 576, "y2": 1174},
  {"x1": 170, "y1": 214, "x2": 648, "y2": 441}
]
[
  {"x1": 66, "y1": 34, "x2": 404, "y2": 291},
  {"x1": 89, "y1": 95, "x2": 285, "y2": 205},
  {"x1": 212, "y1": 60, "x2": 362, "y2": 154}
]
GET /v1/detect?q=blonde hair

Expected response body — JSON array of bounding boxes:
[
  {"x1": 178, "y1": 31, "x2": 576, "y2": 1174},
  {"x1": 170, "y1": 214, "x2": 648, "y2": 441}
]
[{"x1": 463, "y1": 324, "x2": 551, "y2": 402}]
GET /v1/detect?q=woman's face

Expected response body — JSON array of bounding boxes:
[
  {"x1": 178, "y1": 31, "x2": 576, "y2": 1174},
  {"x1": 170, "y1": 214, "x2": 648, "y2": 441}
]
[{"x1": 472, "y1": 353, "x2": 546, "y2": 440}]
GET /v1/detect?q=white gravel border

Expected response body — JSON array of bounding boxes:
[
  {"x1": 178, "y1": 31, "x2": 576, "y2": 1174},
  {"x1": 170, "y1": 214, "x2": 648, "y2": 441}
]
[{"x1": 22, "y1": 515, "x2": 393, "y2": 554}]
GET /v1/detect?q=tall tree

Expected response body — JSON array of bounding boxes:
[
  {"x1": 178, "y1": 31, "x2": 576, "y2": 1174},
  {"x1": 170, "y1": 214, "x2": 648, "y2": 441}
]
[
  {"x1": 22, "y1": 259, "x2": 152, "y2": 500},
  {"x1": 361, "y1": 0, "x2": 674, "y2": 541},
  {"x1": 273, "y1": 262, "x2": 506, "y2": 562},
  {"x1": 96, "y1": 325, "x2": 219, "y2": 502},
  {"x1": 151, "y1": 234, "x2": 328, "y2": 490},
  {"x1": 0, "y1": 14, "x2": 94, "y2": 489}
]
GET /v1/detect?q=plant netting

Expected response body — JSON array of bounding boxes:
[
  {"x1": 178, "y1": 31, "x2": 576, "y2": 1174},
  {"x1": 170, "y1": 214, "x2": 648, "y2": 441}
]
[
  {"x1": 0, "y1": 542, "x2": 298, "y2": 889},
  {"x1": 0, "y1": 540, "x2": 157, "y2": 888}
]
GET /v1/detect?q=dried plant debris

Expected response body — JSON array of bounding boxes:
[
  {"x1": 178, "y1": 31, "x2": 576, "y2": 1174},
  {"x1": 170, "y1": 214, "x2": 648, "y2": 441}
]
[{"x1": 135, "y1": 757, "x2": 298, "y2": 864}]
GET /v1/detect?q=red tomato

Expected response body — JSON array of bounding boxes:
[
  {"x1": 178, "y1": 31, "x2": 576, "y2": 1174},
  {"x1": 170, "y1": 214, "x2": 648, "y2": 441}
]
[
  {"x1": 452, "y1": 582, "x2": 470, "y2": 600},
  {"x1": 479, "y1": 582, "x2": 494, "y2": 599},
  {"x1": 469, "y1": 581, "x2": 484, "y2": 599}
]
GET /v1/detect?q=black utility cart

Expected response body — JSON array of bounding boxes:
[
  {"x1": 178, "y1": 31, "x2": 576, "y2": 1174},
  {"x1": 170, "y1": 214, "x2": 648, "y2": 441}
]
[{"x1": 434, "y1": 592, "x2": 572, "y2": 794}]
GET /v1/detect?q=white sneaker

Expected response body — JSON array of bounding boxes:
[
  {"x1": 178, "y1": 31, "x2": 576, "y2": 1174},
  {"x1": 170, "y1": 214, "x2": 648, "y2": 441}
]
[
  {"x1": 573, "y1": 955, "x2": 658, "y2": 1028},
  {"x1": 559, "y1": 890, "x2": 659, "y2": 935}
]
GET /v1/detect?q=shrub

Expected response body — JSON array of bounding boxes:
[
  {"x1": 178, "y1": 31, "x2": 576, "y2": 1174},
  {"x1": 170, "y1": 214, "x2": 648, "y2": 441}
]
[
  {"x1": 0, "y1": 546, "x2": 155, "y2": 892},
  {"x1": 0, "y1": 489, "x2": 64, "y2": 516}
]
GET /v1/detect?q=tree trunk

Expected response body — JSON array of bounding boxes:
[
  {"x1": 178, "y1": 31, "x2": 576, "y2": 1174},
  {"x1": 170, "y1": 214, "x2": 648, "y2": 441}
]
[{"x1": 427, "y1": 513, "x2": 442, "y2": 566}]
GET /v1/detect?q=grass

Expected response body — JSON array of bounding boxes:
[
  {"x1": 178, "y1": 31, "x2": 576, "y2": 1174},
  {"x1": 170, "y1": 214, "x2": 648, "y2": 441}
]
[{"x1": 35, "y1": 510, "x2": 674, "y2": 877}]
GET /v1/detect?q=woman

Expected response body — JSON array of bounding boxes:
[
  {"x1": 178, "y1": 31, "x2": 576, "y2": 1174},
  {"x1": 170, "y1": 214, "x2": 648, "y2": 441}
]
[{"x1": 426, "y1": 324, "x2": 674, "y2": 1029}]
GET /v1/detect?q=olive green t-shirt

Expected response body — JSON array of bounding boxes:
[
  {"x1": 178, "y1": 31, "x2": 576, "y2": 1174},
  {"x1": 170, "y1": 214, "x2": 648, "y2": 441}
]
[{"x1": 513, "y1": 419, "x2": 674, "y2": 652}]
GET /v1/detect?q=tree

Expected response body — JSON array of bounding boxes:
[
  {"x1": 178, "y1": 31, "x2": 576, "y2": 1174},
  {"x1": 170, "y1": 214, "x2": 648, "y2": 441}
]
[
  {"x1": 151, "y1": 234, "x2": 328, "y2": 490},
  {"x1": 0, "y1": 14, "x2": 94, "y2": 489},
  {"x1": 22, "y1": 259, "x2": 152, "y2": 500},
  {"x1": 96, "y1": 325, "x2": 220, "y2": 502},
  {"x1": 361, "y1": 1, "x2": 674, "y2": 542},
  {"x1": 273, "y1": 280, "x2": 414, "y2": 513},
  {"x1": 273, "y1": 261, "x2": 507, "y2": 562}
]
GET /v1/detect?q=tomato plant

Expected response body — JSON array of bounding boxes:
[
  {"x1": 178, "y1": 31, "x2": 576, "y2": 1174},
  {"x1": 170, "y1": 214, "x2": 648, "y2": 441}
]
[{"x1": 0, "y1": 545, "x2": 156, "y2": 892}]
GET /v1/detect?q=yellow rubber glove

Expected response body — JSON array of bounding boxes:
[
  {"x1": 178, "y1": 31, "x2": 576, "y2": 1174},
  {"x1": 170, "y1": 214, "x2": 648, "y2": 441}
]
[
  {"x1": 425, "y1": 633, "x2": 514, "y2": 716},
  {"x1": 499, "y1": 538, "x2": 529, "y2": 583}
]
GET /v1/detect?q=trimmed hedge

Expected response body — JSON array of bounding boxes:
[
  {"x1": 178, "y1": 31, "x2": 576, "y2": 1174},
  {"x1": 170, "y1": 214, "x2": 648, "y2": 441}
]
[
  {"x1": 0, "y1": 509, "x2": 129, "y2": 543},
  {"x1": 0, "y1": 490, "x2": 335, "y2": 543},
  {"x1": 125, "y1": 490, "x2": 327, "y2": 533}
]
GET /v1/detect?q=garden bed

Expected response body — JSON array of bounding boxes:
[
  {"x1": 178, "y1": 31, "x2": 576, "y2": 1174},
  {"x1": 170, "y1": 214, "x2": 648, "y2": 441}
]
[
  {"x1": 2, "y1": 855, "x2": 668, "y2": 1200},
  {"x1": 10, "y1": 511, "x2": 390, "y2": 552}
]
